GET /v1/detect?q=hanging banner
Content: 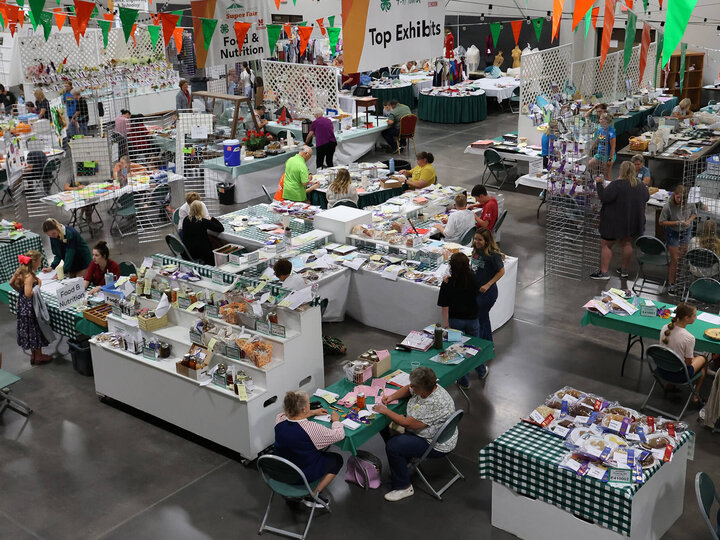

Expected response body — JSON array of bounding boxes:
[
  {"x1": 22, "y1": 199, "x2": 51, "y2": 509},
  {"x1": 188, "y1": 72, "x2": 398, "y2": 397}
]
[
  {"x1": 53, "y1": 7, "x2": 66, "y2": 30},
  {"x1": 283, "y1": 22, "x2": 292, "y2": 39},
  {"x1": 74, "y1": 0, "x2": 95, "y2": 36},
  {"x1": 600, "y1": 0, "x2": 616, "y2": 70},
  {"x1": 328, "y1": 15, "x2": 335, "y2": 27},
  {"x1": 39, "y1": 11, "x2": 52, "y2": 40},
  {"x1": 591, "y1": 6, "x2": 599, "y2": 29},
  {"x1": 28, "y1": 0, "x2": 45, "y2": 26},
  {"x1": 623, "y1": 11, "x2": 637, "y2": 72},
  {"x1": 316, "y1": 18, "x2": 326, "y2": 36},
  {"x1": 679, "y1": 42, "x2": 687, "y2": 91},
  {"x1": 489, "y1": 22, "x2": 502, "y2": 49},
  {"x1": 203, "y1": 0, "x2": 270, "y2": 67},
  {"x1": 662, "y1": 0, "x2": 697, "y2": 68},
  {"x1": 118, "y1": 7, "x2": 139, "y2": 43},
  {"x1": 341, "y1": 0, "x2": 444, "y2": 74},
  {"x1": 148, "y1": 24, "x2": 161, "y2": 49},
  {"x1": 638, "y1": 22, "x2": 650, "y2": 84},
  {"x1": 327, "y1": 26, "x2": 341, "y2": 54},
  {"x1": 298, "y1": 24, "x2": 313, "y2": 55},
  {"x1": 551, "y1": 0, "x2": 563, "y2": 42},
  {"x1": 201, "y1": 17, "x2": 218, "y2": 50},
  {"x1": 97, "y1": 18, "x2": 112, "y2": 48},
  {"x1": 532, "y1": 17, "x2": 544, "y2": 42},
  {"x1": 160, "y1": 12, "x2": 180, "y2": 48},
  {"x1": 572, "y1": 0, "x2": 594, "y2": 31},
  {"x1": 510, "y1": 20, "x2": 522, "y2": 45},
  {"x1": 68, "y1": 15, "x2": 81, "y2": 44},
  {"x1": 173, "y1": 26, "x2": 183, "y2": 53},
  {"x1": 267, "y1": 23, "x2": 282, "y2": 53}
]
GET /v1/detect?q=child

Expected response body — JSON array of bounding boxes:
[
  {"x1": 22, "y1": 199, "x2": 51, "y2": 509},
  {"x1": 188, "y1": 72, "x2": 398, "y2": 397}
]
[{"x1": 11, "y1": 250, "x2": 51, "y2": 365}]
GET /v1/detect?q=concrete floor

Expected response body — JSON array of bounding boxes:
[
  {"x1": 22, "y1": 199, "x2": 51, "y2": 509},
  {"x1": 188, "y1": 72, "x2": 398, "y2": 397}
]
[{"x1": 1, "y1": 105, "x2": 718, "y2": 540}]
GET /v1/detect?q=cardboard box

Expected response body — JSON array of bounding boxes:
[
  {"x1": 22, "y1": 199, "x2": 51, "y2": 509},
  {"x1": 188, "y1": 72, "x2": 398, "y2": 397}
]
[
  {"x1": 372, "y1": 349, "x2": 391, "y2": 377},
  {"x1": 381, "y1": 178, "x2": 404, "y2": 189},
  {"x1": 313, "y1": 206, "x2": 372, "y2": 243}
]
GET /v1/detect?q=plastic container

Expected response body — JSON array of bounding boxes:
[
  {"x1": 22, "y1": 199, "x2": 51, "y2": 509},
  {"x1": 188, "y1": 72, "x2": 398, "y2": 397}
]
[
  {"x1": 217, "y1": 183, "x2": 235, "y2": 205},
  {"x1": 223, "y1": 139, "x2": 241, "y2": 167},
  {"x1": 68, "y1": 338, "x2": 93, "y2": 376}
]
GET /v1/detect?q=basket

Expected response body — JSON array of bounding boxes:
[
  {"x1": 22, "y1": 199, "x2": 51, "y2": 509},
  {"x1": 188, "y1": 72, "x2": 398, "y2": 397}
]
[
  {"x1": 175, "y1": 360, "x2": 208, "y2": 380},
  {"x1": 138, "y1": 313, "x2": 168, "y2": 331},
  {"x1": 629, "y1": 137, "x2": 648, "y2": 151},
  {"x1": 83, "y1": 303, "x2": 112, "y2": 328}
]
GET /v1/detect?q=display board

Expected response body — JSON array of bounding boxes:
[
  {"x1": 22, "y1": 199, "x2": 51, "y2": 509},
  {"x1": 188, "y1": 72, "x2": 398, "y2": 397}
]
[
  {"x1": 261, "y1": 60, "x2": 339, "y2": 117},
  {"x1": 204, "y1": 0, "x2": 270, "y2": 67},
  {"x1": 519, "y1": 43, "x2": 573, "y2": 112}
]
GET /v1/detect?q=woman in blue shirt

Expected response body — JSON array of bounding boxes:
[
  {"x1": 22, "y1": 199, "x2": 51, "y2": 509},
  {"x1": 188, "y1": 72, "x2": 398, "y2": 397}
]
[
  {"x1": 632, "y1": 154, "x2": 651, "y2": 186},
  {"x1": 588, "y1": 113, "x2": 616, "y2": 179},
  {"x1": 541, "y1": 126, "x2": 557, "y2": 170}
]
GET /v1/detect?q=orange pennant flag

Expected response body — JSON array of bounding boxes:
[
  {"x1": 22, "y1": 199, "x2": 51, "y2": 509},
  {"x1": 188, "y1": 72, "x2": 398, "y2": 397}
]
[
  {"x1": 0, "y1": 4, "x2": 8, "y2": 27},
  {"x1": 74, "y1": 0, "x2": 95, "y2": 36},
  {"x1": 274, "y1": 0, "x2": 280, "y2": 8},
  {"x1": 316, "y1": 18, "x2": 326, "y2": 36},
  {"x1": 6, "y1": 4, "x2": 19, "y2": 27},
  {"x1": 151, "y1": 13, "x2": 160, "y2": 25},
  {"x1": 17, "y1": 8, "x2": 24, "y2": 28},
  {"x1": 233, "y1": 21, "x2": 251, "y2": 53},
  {"x1": 283, "y1": 23, "x2": 292, "y2": 39},
  {"x1": 68, "y1": 15, "x2": 81, "y2": 45},
  {"x1": 600, "y1": 0, "x2": 616, "y2": 70},
  {"x1": 160, "y1": 12, "x2": 180, "y2": 48},
  {"x1": 626, "y1": 0, "x2": 633, "y2": 7},
  {"x1": 638, "y1": 22, "x2": 651, "y2": 85},
  {"x1": 510, "y1": 20, "x2": 523, "y2": 46},
  {"x1": 552, "y1": 0, "x2": 564, "y2": 41},
  {"x1": 572, "y1": 0, "x2": 594, "y2": 31},
  {"x1": 591, "y1": 7, "x2": 600, "y2": 29},
  {"x1": 173, "y1": 26, "x2": 184, "y2": 53},
  {"x1": 103, "y1": 13, "x2": 114, "y2": 21},
  {"x1": 131, "y1": 23, "x2": 137, "y2": 46},
  {"x1": 297, "y1": 25, "x2": 313, "y2": 56},
  {"x1": 8, "y1": 21, "x2": 15, "y2": 36},
  {"x1": 53, "y1": 7, "x2": 66, "y2": 30}
]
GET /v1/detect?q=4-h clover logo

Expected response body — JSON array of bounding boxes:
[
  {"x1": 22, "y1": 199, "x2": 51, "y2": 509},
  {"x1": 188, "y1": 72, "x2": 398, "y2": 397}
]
[
  {"x1": 380, "y1": 0, "x2": 391, "y2": 11},
  {"x1": 221, "y1": 23, "x2": 229, "y2": 34}
]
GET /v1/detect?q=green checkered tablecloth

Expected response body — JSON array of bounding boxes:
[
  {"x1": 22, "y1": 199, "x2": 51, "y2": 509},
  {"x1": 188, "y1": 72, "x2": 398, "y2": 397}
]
[
  {"x1": 478, "y1": 421, "x2": 694, "y2": 536},
  {"x1": 0, "y1": 232, "x2": 46, "y2": 283}
]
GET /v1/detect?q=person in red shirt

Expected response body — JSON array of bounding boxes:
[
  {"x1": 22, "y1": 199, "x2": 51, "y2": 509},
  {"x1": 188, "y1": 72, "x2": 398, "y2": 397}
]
[
  {"x1": 470, "y1": 185, "x2": 498, "y2": 231},
  {"x1": 341, "y1": 72, "x2": 361, "y2": 90},
  {"x1": 84, "y1": 241, "x2": 121, "y2": 294}
]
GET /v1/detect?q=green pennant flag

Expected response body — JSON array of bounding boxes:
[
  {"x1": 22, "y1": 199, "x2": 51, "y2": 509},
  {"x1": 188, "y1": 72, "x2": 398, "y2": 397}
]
[
  {"x1": 68, "y1": 5, "x2": 74, "y2": 14},
  {"x1": 97, "y1": 18, "x2": 112, "y2": 49},
  {"x1": 91, "y1": 5, "x2": 98, "y2": 18},
  {"x1": 642, "y1": 0, "x2": 649, "y2": 13},
  {"x1": 200, "y1": 18, "x2": 217, "y2": 50},
  {"x1": 532, "y1": 17, "x2": 544, "y2": 42},
  {"x1": 623, "y1": 11, "x2": 637, "y2": 73},
  {"x1": 654, "y1": 33, "x2": 663, "y2": 88},
  {"x1": 328, "y1": 15, "x2": 335, "y2": 27},
  {"x1": 28, "y1": 0, "x2": 45, "y2": 26},
  {"x1": 56, "y1": 0, "x2": 60, "y2": 4},
  {"x1": 16, "y1": 0, "x2": 24, "y2": 7},
  {"x1": 662, "y1": 0, "x2": 697, "y2": 68},
  {"x1": 0, "y1": 10, "x2": 5, "y2": 30},
  {"x1": 679, "y1": 42, "x2": 687, "y2": 91},
  {"x1": 28, "y1": 10, "x2": 38, "y2": 31},
  {"x1": 39, "y1": 11, "x2": 52, "y2": 40},
  {"x1": 267, "y1": 24, "x2": 282, "y2": 54},
  {"x1": 327, "y1": 26, "x2": 341, "y2": 54},
  {"x1": 490, "y1": 22, "x2": 502, "y2": 48},
  {"x1": 298, "y1": 21, "x2": 307, "y2": 26},
  {"x1": 118, "y1": 7, "x2": 138, "y2": 43},
  {"x1": 584, "y1": 9, "x2": 592, "y2": 38},
  {"x1": 148, "y1": 25, "x2": 161, "y2": 50}
]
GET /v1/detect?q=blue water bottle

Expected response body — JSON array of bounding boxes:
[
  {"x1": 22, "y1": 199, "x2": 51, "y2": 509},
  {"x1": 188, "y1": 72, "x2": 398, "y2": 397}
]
[{"x1": 389, "y1": 157, "x2": 395, "y2": 174}]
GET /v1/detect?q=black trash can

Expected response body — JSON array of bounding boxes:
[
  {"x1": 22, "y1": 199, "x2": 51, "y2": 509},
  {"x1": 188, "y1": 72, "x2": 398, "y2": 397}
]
[
  {"x1": 381, "y1": 159, "x2": 411, "y2": 171},
  {"x1": 68, "y1": 338, "x2": 93, "y2": 376},
  {"x1": 217, "y1": 183, "x2": 235, "y2": 205}
]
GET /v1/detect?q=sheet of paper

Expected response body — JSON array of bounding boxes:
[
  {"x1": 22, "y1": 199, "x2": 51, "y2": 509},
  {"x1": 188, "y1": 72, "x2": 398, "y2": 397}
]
[
  {"x1": 381, "y1": 266, "x2": 400, "y2": 281},
  {"x1": 315, "y1": 414, "x2": 331, "y2": 422},
  {"x1": 313, "y1": 388, "x2": 340, "y2": 400},
  {"x1": 283, "y1": 287, "x2": 313, "y2": 310},
  {"x1": 388, "y1": 371, "x2": 411, "y2": 387},
  {"x1": 41, "y1": 268, "x2": 58, "y2": 281},
  {"x1": 342, "y1": 257, "x2": 366, "y2": 271},
  {"x1": 358, "y1": 410, "x2": 372, "y2": 418},
  {"x1": 141, "y1": 256, "x2": 154, "y2": 270},
  {"x1": 40, "y1": 280, "x2": 64, "y2": 294},
  {"x1": 261, "y1": 267, "x2": 276, "y2": 279},
  {"x1": 341, "y1": 418, "x2": 361, "y2": 430},
  {"x1": 698, "y1": 312, "x2": 720, "y2": 325}
]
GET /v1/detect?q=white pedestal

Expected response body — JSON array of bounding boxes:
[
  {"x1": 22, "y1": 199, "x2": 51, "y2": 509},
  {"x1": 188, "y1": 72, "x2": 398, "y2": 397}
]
[
  {"x1": 313, "y1": 206, "x2": 372, "y2": 243},
  {"x1": 518, "y1": 115, "x2": 542, "y2": 146}
]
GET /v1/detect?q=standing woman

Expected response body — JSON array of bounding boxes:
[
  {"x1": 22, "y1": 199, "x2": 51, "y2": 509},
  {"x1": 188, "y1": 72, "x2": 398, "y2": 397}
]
[
  {"x1": 240, "y1": 63, "x2": 253, "y2": 99},
  {"x1": 460, "y1": 227, "x2": 505, "y2": 387},
  {"x1": 11, "y1": 251, "x2": 52, "y2": 365},
  {"x1": 660, "y1": 184, "x2": 699, "y2": 295},
  {"x1": 176, "y1": 79, "x2": 191, "y2": 111},
  {"x1": 42, "y1": 218, "x2": 91, "y2": 278},
  {"x1": 590, "y1": 161, "x2": 650, "y2": 280},
  {"x1": 34, "y1": 89, "x2": 50, "y2": 120},
  {"x1": 182, "y1": 200, "x2": 225, "y2": 265},
  {"x1": 84, "y1": 241, "x2": 121, "y2": 295},
  {"x1": 438, "y1": 253, "x2": 479, "y2": 337}
]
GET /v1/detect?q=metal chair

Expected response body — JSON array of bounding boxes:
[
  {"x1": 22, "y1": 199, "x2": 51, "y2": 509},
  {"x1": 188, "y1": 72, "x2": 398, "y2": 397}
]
[
  {"x1": 685, "y1": 277, "x2": 720, "y2": 310},
  {"x1": 172, "y1": 208, "x2": 181, "y2": 231},
  {"x1": 508, "y1": 87, "x2": 520, "y2": 113},
  {"x1": 481, "y1": 149, "x2": 515, "y2": 190},
  {"x1": 685, "y1": 248, "x2": 720, "y2": 280},
  {"x1": 632, "y1": 236, "x2": 669, "y2": 295},
  {"x1": 696, "y1": 472, "x2": 720, "y2": 540},
  {"x1": 144, "y1": 183, "x2": 171, "y2": 225},
  {"x1": 0, "y1": 369, "x2": 32, "y2": 417},
  {"x1": 261, "y1": 185, "x2": 274, "y2": 203},
  {"x1": 41, "y1": 159, "x2": 61, "y2": 194},
  {"x1": 408, "y1": 409, "x2": 465, "y2": 500},
  {"x1": 119, "y1": 261, "x2": 137, "y2": 276},
  {"x1": 492, "y1": 209, "x2": 508, "y2": 242},
  {"x1": 109, "y1": 193, "x2": 137, "y2": 237},
  {"x1": 165, "y1": 234, "x2": 196, "y2": 262},
  {"x1": 394, "y1": 114, "x2": 418, "y2": 155},
  {"x1": 641, "y1": 344, "x2": 704, "y2": 420},
  {"x1": 459, "y1": 226, "x2": 477, "y2": 246},
  {"x1": 256, "y1": 455, "x2": 329, "y2": 540},
  {"x1": 329, "y1": 199, "x2": 358, "y2": 208}
]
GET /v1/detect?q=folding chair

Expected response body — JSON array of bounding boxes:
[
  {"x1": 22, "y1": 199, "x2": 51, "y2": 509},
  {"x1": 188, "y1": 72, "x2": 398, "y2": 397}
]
[
  {"x1": 685, "y1": 277, "x2": 720, "y2": 311},
  {"x1": 458, "y1": 226, "x2": 476, "y2": 246},
  {"x1": 632, "y1": 236, "x2": 669, "y2": 296},
  {"x1": 257, "y1": 455, "x2": 329, "y2": 540},
  {"x1": 261, "y1": 185, "x2": 274, "y2": 203},
  {"x1": 329, "y1": 199, "x2": 358, "y2": 208},
  {"x1": 0, "y1": 369, "x2": 32, "y2": 417},
  {"x1": 481, "y1": 149, "x2": 515, "y2": 190},
  {"x1": 508, "y1": 87, "x2": 520, "y2": 113},
  {"x1": 685, "y1": 248, "x2": 720, "y2": 280},
  {"x1": 119, "y1": 261, "x2": 137, "y2": 276},
  {"x1": 394, "y1": 114, "x2": 418, "y2": 156},
  {"x1": 493, "y1": 209, "x2": 508, "y2": 243},
  {"x1": 408, "y1": 409, "x2": 465, "y2": 500},
  {"x1": 172, "y1": 208, "x2": 181, "y2": 232},
  {"x1": 165, "y1": 234, "x2": 197, "y2": 262},
  {"x1": 641, "y1": 344, "x2": 704, "y2": 421},
  {"x1": 695, "y1": 472, "x2": 720, "y2": 540},
  {"x1": 40, "y1": 159, "x2": 61, "y2": 195}
]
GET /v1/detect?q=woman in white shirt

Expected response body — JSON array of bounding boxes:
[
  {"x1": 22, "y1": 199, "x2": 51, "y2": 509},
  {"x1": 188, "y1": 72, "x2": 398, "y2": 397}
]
[
  {"x1": 659, "y1": 302, "x2": 707, "y2": 400},
  {"x1": 273, "y1": 258, "x2": 306, "y2": 290},
  {"x1": 434, "y1": 194, "x2": 481, "y2": 244},
  {"x1": 240, "y1": 63, "x2": 253, "y2": 99},
  {"x1": 327, "y1": 168, "x2": 358, "y2": 207},
  {"x1": 177, "y1": 191, "x2": 209, "y2": 240}
]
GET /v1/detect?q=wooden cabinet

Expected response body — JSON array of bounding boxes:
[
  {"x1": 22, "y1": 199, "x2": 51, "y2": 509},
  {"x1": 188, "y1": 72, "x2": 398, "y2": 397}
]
[{"x1": 663, "y1": 51, "x2": 704, "y2": 110}]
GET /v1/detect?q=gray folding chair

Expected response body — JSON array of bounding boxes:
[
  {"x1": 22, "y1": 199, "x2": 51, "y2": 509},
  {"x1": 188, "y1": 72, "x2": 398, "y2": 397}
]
[
  {"x1": 458, "y1": 226, "x2": 477, "y2": 246},
  {"x1": 408, "y1": 409, "x2": 465, "y2": 500},
  {"x1": 695, "y1": 472, "x2": 720, "y2": 540},
  {"x1": 261, "y1": 185, "x2": 274, "y2": 203},
  {"x1": 641, "y1": 344, "x2": 704, "y2": 421},
  {"x1": 481, "y1": 149, "x2": 516, "y2": 190},
  {"x1": 257, "y1": 455, "x2": 329, "y2": 540},
  {"x1": 330, "y1": 199, "x2": 358, "y2": 208},
  {"x1": 0, "y1": 369, "x2": 32, "y2": 417}
]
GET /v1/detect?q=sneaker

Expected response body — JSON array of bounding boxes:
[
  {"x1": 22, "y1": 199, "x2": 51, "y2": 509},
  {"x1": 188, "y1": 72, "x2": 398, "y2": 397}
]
[
  {"x1": 668, "y1": 284, "x2": 680, "y2": 296},
  {"x1": 615, "y1": 267, "x2": 629, "y2": 278},
  {"x1": 456, "y1": 379, "x2": 470, "y2": 390},
  {"x1": 384, "y1": 485, "x2": 414, "y2": 502},
  {"x1": 479, "y1": 365, "x2": 490, "y2": 381},
  {"x1": 302, "y1": 494, "x2": 329, "y2": 509},
  {"x1": 590, "y1": 271, "x2": 610, "y2": 280}
]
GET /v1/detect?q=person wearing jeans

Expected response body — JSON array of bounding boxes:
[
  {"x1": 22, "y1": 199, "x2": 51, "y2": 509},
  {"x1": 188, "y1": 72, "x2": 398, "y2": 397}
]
[
  {"x1": 373, "y1": 366, "x2": 458, "y2": 502},
  {"x1": 438, "y1": 252, "x2": 480, "y2": 338}
]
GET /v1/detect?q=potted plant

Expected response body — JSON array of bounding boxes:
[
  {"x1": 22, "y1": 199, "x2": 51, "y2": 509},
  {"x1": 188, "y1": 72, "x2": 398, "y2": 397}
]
[{"x1": 243, "y1": 130, "x2": 270, "y2": 151}]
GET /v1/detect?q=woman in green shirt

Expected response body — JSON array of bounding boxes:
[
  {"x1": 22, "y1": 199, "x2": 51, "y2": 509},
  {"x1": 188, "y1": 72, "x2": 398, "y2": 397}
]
[{"x1": 41, "y1": 218, "x2": 91, "y2": 278}]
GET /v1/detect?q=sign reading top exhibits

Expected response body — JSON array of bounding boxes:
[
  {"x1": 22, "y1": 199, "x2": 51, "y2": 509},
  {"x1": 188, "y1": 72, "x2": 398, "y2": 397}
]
[
  {"x1": 205, "y1": 0, "x2": 270, "y2": 66},
  {"x1": 342, "y1": 0, "x2": 445, "y2": 73}
]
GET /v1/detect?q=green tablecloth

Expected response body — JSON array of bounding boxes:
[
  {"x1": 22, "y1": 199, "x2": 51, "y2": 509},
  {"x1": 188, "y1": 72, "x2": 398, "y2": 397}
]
[
  {"x1": 478, "y1": 421, "x2": 694, "y2": 537},
  {"x1": 308, "y1": 186, "x2": 404, "y2": 209},
  {"x1": 0, "y1": 232, "x2": 45, "y2": 283},
  {"x1": 613, "y1": 98, "x2": 678, "y2": 136},
  {"x1": 371, "y1": 84, "x2": 416, "y2": 114},
  {"x1": 580, "y1": 297, "x2": 720, "y2": 354},
  {"x1": 418, "y1": 92, "x2": 488, "y2": 123},
  {"x1": 312, "y1": 337, "x2": 494, "y2": 455},
  {"x1": 201, "y1": 150, "x2": 300, "y2": 177}
]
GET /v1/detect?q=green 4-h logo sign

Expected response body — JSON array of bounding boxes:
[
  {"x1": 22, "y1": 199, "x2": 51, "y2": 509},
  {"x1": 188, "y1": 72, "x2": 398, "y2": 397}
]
[
  {"x1": 221, "y1": 23, "x2": 229, "y2": 34},
  {"x1": 227, "y1": 2, "x2": 244, "y2": 9},
  {"x1": 380, "y1": 0, "x2": 391, "y2": 11}
]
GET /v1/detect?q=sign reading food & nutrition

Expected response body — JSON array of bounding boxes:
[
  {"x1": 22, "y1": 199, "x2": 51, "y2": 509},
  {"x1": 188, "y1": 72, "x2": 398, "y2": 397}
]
[
  {"x1": 342, "y1": 0, "x2": 445, "y2": 73},
  {"x1": 205, "y1": 0, "x2": 270, "y2": 66}
]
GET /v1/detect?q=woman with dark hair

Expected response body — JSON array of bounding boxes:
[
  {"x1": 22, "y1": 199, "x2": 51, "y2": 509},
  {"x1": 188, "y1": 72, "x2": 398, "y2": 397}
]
[
  {"x1": 274, "y1": 390, "x2": 345, "y2": 508},
  {"x1": 176, "y1": 79, "x2": 191, "y2": 111},
  {"x1": 399, "y1": 152, "x2": 436, "y2": 189},
  {"x1": 83, "y1": 241, "x2": 121, "y2": 294},
  {"x1": 438, "y1": 252, "x2": 479, "y2": 336},
  {"x1": 41, "y1": 218, "x2": 91, "y2": 278}
]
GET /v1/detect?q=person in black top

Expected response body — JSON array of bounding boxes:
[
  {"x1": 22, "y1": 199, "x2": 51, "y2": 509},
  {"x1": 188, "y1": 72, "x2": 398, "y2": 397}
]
[
  {"x1": 33, "y1": 89, "x2": 50, "y2": 120},
  {"x1": 70, "y1": 90, "x2": 89, "y2": 136},
  {"x1": 181, "y1": 200, "x2": 224, "y2": 265},
  {"x1": 437, "y1": 252, "x2": 479, "y2": 336},
  {"x1": 0, "y1": 84, "x2": 17, "y2": 114},
  {"x1": 13, "y1": 150, "x2": 49, "y2": 191}
]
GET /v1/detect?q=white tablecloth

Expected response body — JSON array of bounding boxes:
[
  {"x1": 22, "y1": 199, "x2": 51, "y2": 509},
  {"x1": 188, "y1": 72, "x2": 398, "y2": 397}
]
[
  {"x1": 515, "y1": 173, "x2": 547, "y2": 190},
  {"x1": 472, "y1": 77, "x2": 520, "y2": 102},
  {"x1": 400, "y1": 73, "x2": 435, "y2": 97}
]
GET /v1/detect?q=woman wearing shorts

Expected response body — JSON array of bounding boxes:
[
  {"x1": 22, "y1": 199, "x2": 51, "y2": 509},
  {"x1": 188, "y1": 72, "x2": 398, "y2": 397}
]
[{"x1": 660, "y1": 185, "x2": 699, "y2": 295}]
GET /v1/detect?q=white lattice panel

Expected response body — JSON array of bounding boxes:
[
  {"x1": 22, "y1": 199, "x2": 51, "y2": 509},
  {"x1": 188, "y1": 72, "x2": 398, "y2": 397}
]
[
  {"x1": 102, "y1": 28, "x2": 160, "y2": 62},
  {"x1": 520, "y1": 44, "x2": 573, "y2": 110},
  {"x1": 261, "y1": 60, "x2": 339, "y2": 117},
  {"x1": 207, "y1": 78, "x2": 228, "y2": 94},
  {"x1": 19, "y1": 28, "x2": 101, "y2": 77}
]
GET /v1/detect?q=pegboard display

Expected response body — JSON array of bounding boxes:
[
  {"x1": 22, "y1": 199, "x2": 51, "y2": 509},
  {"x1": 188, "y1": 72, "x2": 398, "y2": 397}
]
[
  {"x1": 520, "y1": 44, "x2": 573, "y2": 111},
  {"x1": 261, "y1": 60, "x2": 339, "y2": 118}
]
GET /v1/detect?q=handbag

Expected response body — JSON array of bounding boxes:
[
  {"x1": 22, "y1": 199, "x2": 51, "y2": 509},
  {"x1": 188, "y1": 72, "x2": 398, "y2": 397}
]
[{"x1": 345, "y1": 450, "x2": 382, "y2": 489}]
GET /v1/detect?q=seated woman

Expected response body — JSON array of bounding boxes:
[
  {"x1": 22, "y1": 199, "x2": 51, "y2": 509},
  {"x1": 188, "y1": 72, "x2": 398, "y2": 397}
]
[
  {"x1": 274, "y1": 390, "x2": 345, "y2": 508},
  {"x1": 399, "y1": 151, "x2": 437, "y2": 189},
  {"x1": 659, "y1": 302, "x2": 708, "y2": 401},
  {"x1": 688, "y1": 219, "x2": 720, "y2": 277},
  {"x1": 83, "y1": 241, "x2": 121, "y2": 295},
  {"x1": 671, "y1": 98, "x2": 693, "y2": 120},
  {"x1": 273, "y1": 258, "x2": 306, "y2": 290},
  {"x1": 326, "y1": 168, "x2": 358, "y2": 207},
  {"x1": 181, "y1": 200, "x2": 224, "y2": 265},
  {"x1": 177, "y1": 192, "x2": 208, "y2": 240},
  {"x1": 632, "y1": 154, "x2": 651, "y2": 186},
  {"x1": 373, "y1": 366, "x2": 458, "y2": 502}
]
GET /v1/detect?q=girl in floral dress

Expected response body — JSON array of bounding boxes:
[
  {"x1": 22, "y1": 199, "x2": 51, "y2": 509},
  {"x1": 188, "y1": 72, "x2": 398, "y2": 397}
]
[{"x1": 11, "y1": 250, "x2": 51, "y2": 365}]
